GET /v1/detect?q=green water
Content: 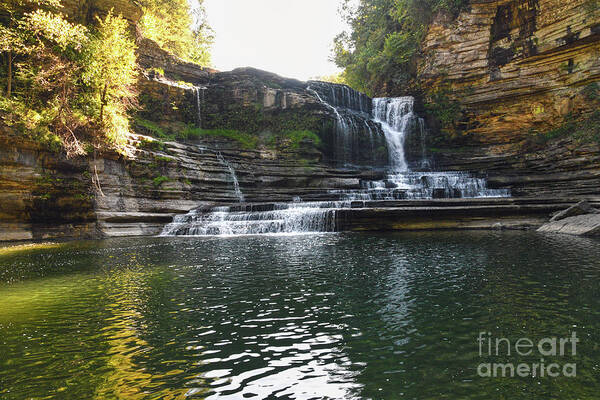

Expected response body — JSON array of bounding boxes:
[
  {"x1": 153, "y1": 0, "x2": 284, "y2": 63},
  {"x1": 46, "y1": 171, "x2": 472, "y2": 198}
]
[{"x1": 1, "y1": 231, "x2": 600, "y2": 399}]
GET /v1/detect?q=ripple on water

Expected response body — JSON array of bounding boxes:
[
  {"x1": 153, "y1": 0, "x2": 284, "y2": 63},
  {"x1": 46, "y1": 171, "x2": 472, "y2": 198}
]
[{"x1": 1, "y1": 232, "x2": 600, "y2": 399}]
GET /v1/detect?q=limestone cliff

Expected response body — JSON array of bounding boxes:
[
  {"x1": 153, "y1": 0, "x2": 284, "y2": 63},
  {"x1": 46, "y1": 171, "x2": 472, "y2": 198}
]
[
  {"x1": 419, "y1": 0, "x2": 599, "y2": 142},
  {"x1": 417, "y1": 0, "x2": 600, "y2": 196}
]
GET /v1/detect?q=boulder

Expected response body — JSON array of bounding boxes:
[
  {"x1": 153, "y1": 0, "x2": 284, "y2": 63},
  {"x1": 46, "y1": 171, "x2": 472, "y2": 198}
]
[
  {"x1": 537, "y1": 214, "x2": 600, "y2": 236},
  {"x1": 550, "y1": 200, "x2": 599, "y2": 222}
]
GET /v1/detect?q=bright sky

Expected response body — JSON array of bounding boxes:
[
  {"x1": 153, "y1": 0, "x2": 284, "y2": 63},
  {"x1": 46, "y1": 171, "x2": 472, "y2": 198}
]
[{"x1": 203, "y1": 0, "x2": 348, "y2": 81}]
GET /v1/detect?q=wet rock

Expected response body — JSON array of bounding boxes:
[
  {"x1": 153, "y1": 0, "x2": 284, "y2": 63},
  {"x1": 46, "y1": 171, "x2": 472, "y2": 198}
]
[
  {"x1": 537, "y1": 214, "x2": 600, "y2": 236},
  {"x1": 550, "y1": 200, "x2": 599, "y2": 222}
]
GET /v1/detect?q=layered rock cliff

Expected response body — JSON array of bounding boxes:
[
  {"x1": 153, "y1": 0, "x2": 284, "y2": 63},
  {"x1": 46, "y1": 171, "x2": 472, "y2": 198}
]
[
  {"x1": 0, "y1": 40, "x2": 375, "y2": 240},
  {"x1": 417, "y1": 0, "x2": 600, "y2": 195},
  {"x1": 1, "y1": 0, "x2": 599, "y2": 241},
  {"x1": 420, "y1": 0, "x2": 599, "y2": 139}
]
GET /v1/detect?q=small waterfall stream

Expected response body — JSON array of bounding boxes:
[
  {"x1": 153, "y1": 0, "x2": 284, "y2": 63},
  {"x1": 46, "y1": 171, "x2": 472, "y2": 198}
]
[
  {"x1": 216, "y1": 152, "x2": 244, "y2": 203},
  {"x1": 161, "y1": 82, "x2": 509, "y2": 236},
  {"x1": 372, "y1": 97, "x2": 417, "y2": 172},
  {"x1": 191, "y1": 86, "x2": 206, "y2": 128}
]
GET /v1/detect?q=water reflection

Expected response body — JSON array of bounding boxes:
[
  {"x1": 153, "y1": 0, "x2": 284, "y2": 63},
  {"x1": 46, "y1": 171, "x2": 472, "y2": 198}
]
[{"x1": 1, "y1": 232, "x2": 600, "y2": 399}]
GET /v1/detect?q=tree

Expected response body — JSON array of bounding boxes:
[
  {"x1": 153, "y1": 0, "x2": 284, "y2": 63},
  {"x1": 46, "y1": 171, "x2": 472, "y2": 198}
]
[
  {"x1": 0, "y1": 0, "x2": 66, "y2": 96},
  {"x1": 333, "y1": 0, "x2": 468, "y2": 96},
  {"x1": 83, "y1": 11, "x2": 138, "y2": 149},
  {"x1": 139, "y1": 0, "x2": 213, "y2": 65}
]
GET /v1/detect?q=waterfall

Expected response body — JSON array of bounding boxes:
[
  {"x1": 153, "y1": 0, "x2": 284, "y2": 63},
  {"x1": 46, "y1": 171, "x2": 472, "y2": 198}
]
[
  {"x1": 216, "y1": 152, "x2": 244, "y2": 202},
  {"x1": 307, "y1": 81, "x2": 380, "y2": 166},
  {"x1": 372, "y1": 97, "x2": 419, "y2": 172},
  {"x1": 160, "y1": 203, "x2": 339, "y2": 236},
  {"x1": 160, "y1": 83, "x2": 510, "y2": 237},
  {"x1": 192, "y1": 86, "x2": 206, "y2": 128}
]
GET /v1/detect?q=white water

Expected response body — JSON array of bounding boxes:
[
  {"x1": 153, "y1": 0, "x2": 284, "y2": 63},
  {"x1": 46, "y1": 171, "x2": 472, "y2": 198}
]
[
  {"x1": 191, "y1": 86, "x2": 206, "y2": 128},
  {"x1": 216, "y1": 152, "x2": 244, "y2": 202},
  {"x1": 160, "y1": 202, "x2": 340, "y2": 236},
  {"x1": 372, "y1": 97, "x2": 418, "y2": 172},
  {"x1": 160, "y1": 83, "x2": 509, "y2": 236},
  {"x1": 335, "y1": 96, "x2": 510, "y2": 201},
  {"x1": 308, "y1": 81, "x2": 379, "y2": 166}
]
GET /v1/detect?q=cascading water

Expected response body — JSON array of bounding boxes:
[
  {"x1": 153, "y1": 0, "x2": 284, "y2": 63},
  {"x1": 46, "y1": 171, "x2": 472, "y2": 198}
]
[
  {"x1": 216, "y1": 152, "x2": 244, "y2": 202},
  {"x1": 372, "y1": 97, "x2": 417, "y2": 172},
  {"x1": 191, "y1": 86, "x2": 206, "y2": 128},
  {"x1": 330, "y1": 96, "x2": 510, "y2": 201},
  {"x1": 160, "y1": 82, "x2": 509, "y2": 237},
  {"x1": 160, "y1": 202, "x2": 341, "y2": 236},
  {"x1": 307, "y1": 81, "x2": 384, "y2": 166}
]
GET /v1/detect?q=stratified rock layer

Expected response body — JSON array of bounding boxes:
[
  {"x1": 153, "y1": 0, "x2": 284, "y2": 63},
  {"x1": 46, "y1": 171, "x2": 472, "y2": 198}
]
[{"x1": 419, "y1": 0, "x2": 599, "y2": 142}]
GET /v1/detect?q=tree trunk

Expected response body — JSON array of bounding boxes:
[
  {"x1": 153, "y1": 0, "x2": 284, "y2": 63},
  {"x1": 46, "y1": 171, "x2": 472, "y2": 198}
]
[
  {"x1": 99, "y1": 83, "x2": 108, "y2": 122},
  {"x1": 7, "y1": 51, "x2": 12, "y2": 97}
]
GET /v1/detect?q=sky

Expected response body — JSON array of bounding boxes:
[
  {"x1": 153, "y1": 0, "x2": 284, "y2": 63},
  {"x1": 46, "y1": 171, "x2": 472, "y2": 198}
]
[{"x1": 203, "y1": 0, "x2": 348, "y2": 81}]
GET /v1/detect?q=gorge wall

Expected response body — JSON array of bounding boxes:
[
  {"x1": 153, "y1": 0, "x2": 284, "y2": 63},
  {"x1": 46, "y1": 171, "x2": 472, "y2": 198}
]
[
  {"x1": 1, "y1": 0, "x2": 599, "y2": 241},
  {"x1": 418, "y1": 0, "x2": 600, "y2": 196}
]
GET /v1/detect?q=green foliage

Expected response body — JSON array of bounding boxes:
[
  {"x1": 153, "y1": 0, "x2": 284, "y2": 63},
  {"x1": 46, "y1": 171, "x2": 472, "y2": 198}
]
[
  {"x1": 139, "y1": 0, "x2": 213, "y2": 65},
  {"x1": 83, "y1": 11, "x2": 137, "y2": 149},
  {"x1": 524, "y1": 112, "x2": 600, "y2": 148},
  {"x1": 312, "y1": 72, "x2": 347, "y2": 85},
  {"x1": 180, "y1": 126, "x2": 259, "y2": 149},
  {"x1": 283, "y1": 130, "x2": 322, "y2": 150},
  {"x1": 152, "y1": 175, "x2": 170, "y2": 187},
  {"x1": 0, "y1": 1, "x2": 138, "y2": 156},
  {"x1": 424, "y1": 85, "x2": 463, "y2": 134},
  {"x1": 135, "y1": 118, "x2": 168, "y2": 138},
  {"x1": 582, "y1": 82, "x2": 600, "y2": 101},
  {"x1": 155, "y1": 155, "x2": 172, "y2": 163},
  {"x1": 134, "y1": 116, "x2": 323, "y2": 154},
  {"x1": 584, "y1": 0, "x2": 599, "y2": 15},
  {"x1": 333, "y1": 0, "x2": 468, "y2": 95},
  {"x1": 148, "y1": 67, "x2": 164, "y2": 76}
]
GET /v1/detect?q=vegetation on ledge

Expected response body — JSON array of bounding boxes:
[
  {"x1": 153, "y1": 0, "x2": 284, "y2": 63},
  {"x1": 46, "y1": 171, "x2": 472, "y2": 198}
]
[
  {"x1": 134, "y1": 118, "x2": 322, "y2": 154},
  {"x1": 523, "y1": 111, "x2": 600, "y2": 150}
]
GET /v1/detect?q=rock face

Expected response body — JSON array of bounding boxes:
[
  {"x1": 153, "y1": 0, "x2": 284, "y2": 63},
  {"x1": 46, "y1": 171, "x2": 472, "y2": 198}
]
[
  {"x1": 417, "y1": 0, "x2": 600, "y2": 196},
  {"x1": 0, "y1": 132, "x2": 97, "y2": 241},
  {"x1": 0, "y1": 126, "x2": 372, "y2": 240},
  {"x1": 550, "y1": 200, "x2": 599, "y2": 221},
  {"x1": 419, "y1": 0, "x2": 599, "y2": 142},
  {"x1": 538, "y1": 214, "x2": 600, "y2": 236}
]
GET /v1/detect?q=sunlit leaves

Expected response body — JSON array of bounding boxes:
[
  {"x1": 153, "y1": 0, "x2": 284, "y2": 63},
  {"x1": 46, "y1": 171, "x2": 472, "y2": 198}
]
[
  {"x1": 19, "y1": 9, "x2": 87, "y2": 55},
  {"x1": 332, "y1": 0, "x2": 468, "y2": 96},
  {"x1": 0, "y1": 0, "x2": 139, "y2": 156},
  {"x1": 139, "y1": 0, "x2": 213, "y2": 66},
  {"x1": 82, "y1": 11, "x2": 138, "y2": 150}
]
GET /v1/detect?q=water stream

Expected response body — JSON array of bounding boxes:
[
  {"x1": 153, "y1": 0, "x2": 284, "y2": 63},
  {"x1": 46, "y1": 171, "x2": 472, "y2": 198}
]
[
  {"x1": 191, "y1": 86, "x2": 206, "y2": 128},
  {"x1": 216, "y1": 152, "x2": 245, "y2": 203}
]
